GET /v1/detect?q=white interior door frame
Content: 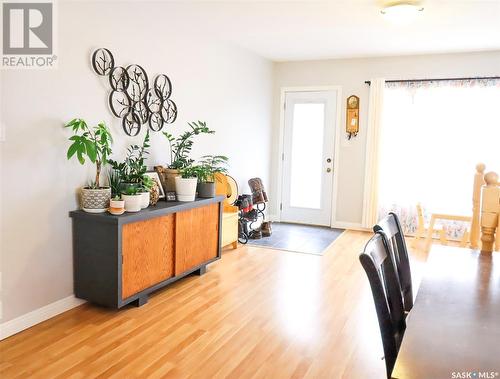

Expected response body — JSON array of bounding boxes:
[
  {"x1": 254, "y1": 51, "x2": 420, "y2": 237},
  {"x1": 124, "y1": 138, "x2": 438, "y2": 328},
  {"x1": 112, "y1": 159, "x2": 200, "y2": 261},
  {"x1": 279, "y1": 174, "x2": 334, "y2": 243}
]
[{"x1": 275, "y1": 85, "x2": 342, "y2": 227}]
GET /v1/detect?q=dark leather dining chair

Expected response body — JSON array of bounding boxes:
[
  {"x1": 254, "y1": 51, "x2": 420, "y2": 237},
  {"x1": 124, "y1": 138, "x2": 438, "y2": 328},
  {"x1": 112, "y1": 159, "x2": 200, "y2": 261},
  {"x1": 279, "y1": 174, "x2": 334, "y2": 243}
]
[
  {"x1": 359, "y1": 233, "x2": 406, "y2": 379},
  {"x1": 374, "y1": 212, "x2": 414, "y2": 313}
]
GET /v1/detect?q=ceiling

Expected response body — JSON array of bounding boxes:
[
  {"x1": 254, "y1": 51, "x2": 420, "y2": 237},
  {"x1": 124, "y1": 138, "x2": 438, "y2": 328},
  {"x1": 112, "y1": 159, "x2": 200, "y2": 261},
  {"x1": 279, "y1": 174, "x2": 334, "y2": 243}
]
[{"x1": 160, "y1": 0, "x2": 500, "y2": 61}]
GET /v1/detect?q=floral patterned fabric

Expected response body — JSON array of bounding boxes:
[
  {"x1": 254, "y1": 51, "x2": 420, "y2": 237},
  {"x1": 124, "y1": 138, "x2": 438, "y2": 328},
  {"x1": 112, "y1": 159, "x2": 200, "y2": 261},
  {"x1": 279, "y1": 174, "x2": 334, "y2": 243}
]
[{"x1": 378, "y1": 204, "x2": 469, "y2": 240}]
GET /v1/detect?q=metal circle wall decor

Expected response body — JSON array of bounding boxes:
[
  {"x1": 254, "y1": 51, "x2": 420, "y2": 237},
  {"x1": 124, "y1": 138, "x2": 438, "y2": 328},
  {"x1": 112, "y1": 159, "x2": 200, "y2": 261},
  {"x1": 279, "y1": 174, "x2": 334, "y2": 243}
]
[
  {"x1": 154, "y1": 74, "x2": 172, "y2": 99},
  {"x1": 133, "y1": 101, "x2": 149, "y2": 124},
  {"x1": 92, "y1": 48, "x2": 114, "y2": 76},
  {"x1": 126, "y1": 64, "x2": 149, "y2": 102},
  {"x1": 146, "y1": 88, "x2": 162, "y2": 113},
  {"x1": 149, "y1": 112, "x2": 164, "y2": 132},
  {"x1": 108, "y1": 91, "x2": 130, "y2": 118},
  {"x1": 161, "y1": 99, "x2": 178, "y2": 124},
  {"x1": 91, "y1": 48, "x2": 178, "y2": 136},
  {"x1": 109, "y1": 66, "x2": 129, "y2": 92},
  {"x1": 122, "y1": 110, "x2": 141, "y2": 137}
]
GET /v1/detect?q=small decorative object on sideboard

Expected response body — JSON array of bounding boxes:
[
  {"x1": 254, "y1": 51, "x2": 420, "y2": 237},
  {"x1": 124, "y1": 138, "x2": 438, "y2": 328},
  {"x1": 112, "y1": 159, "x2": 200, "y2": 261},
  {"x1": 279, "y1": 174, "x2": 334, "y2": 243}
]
[
  {"x1": 121, "y1": 186, "x2": 142, "y2": 212},
  {"x1": 175, "y1": 166, "x2": 198, "y2": 202},
  {"x1": 346, "y1": 95, "x2": 360, "y2": 140},
  {"x1": 144, "y1": 171, "x2": 164, "y2": 205},
  {"x1": 165, "y1": 191, "x2": 177, "y2": 202},
  {"x1": 196, "y1": 155, "x2": 229, "y2": 198},
  {"x1": 161, "y1": 121, "x2": 215, "y2": 191},
  {"x1": 64, "y1": 118, "x2": 113, "y2": 213},
  {"x1": 149, "y1": 180, "x2": 160, "y2": 206}
]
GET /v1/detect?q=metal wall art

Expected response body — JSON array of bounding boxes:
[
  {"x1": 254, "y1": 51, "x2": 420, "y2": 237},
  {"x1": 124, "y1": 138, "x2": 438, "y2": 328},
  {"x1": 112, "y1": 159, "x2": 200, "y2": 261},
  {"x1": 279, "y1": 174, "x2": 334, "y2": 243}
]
[{"x1": 91, "y1": 48, "x2": 178, "y2": 136}]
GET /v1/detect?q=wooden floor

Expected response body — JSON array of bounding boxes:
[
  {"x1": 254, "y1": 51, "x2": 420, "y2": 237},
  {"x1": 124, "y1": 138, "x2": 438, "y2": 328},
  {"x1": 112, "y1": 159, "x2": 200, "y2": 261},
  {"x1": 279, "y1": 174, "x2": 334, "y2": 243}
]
[{"x1": 0, "y1": 230, "x2": 431, "y2": 379}]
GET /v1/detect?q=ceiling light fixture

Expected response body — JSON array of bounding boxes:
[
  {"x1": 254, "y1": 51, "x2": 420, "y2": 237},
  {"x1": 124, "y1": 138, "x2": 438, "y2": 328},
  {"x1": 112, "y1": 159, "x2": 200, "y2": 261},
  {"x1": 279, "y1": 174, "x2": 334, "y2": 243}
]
[{"x1": 381, "y1": 2, "x2": 424, "y2": 24}]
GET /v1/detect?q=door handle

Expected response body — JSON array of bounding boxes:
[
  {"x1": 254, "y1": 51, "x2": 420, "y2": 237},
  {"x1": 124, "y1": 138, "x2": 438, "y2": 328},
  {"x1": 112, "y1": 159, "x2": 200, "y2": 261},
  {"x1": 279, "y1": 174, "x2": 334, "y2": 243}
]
[{"x1": 326, "y1": 168, "x2": 332, "y2": 173}]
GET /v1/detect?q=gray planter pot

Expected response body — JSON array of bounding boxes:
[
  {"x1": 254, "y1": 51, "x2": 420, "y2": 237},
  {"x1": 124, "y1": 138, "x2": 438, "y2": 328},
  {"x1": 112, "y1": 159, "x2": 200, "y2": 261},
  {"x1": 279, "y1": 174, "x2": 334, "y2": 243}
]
[
  {"x1": 81, "y1": 187, "x2": 111, "y2": 213},
  {"x1": 197, "y1": 182, "x2": 216, "y2": 198}
]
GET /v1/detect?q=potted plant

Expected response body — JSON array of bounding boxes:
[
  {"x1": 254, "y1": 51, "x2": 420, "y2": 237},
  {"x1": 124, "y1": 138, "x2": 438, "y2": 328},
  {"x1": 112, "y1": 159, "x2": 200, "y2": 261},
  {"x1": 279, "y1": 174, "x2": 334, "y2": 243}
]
[
  {"x1": 107, "y1": 169, "x2": 125, "y2": 214},
  {"x1": 109, "y1": 195, "x2": 125, "y2": 215},
  {"x1": 109, "y1": 131, "x2": 151, "y2": 208},
  {"x1": 108, "y1": 169, "x2": 121, "y2": 199},
  {"x1": 175, "y1": 166, "x2": 199, "y2": 202},
  {"x1": 195, "y1": 155, "x2": 229, "y2": 198},
  {"x1": 138, "y1": 175, "x2": 154, "y2": 209},
  {"x1": 65, "y1": 119, "x2": 113, "y2": 213},
  {"x1": 160, "y1": 121, "x2": 214, "y2": 191},
  {"x1": 121, "y1": 186, "x2": 142, "y2": 212}
]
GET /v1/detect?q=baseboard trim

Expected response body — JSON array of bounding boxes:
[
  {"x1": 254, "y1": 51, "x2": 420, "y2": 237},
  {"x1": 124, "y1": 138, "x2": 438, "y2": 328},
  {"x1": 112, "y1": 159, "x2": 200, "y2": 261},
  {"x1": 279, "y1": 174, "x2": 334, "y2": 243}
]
[
  {"x1": 331, "y1": 221, "x2": 369, "y2": 231},
  {"x1": 0, "y1": 295, "x2": 86, "y2": 340},
  {"x1": 267, "y1": 214, "x2": 280, "y2": 222}
]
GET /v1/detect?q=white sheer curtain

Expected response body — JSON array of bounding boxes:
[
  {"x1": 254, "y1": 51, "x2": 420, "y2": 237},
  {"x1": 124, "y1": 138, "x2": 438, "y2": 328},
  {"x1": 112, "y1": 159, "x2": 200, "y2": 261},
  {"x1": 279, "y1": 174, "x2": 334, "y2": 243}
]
[
  {"x1": 378, "y1": 78, "x2": 500, "y2": 237},
  {"x1": 363, "y1": 78, "x2": 385, "y2": 228}
]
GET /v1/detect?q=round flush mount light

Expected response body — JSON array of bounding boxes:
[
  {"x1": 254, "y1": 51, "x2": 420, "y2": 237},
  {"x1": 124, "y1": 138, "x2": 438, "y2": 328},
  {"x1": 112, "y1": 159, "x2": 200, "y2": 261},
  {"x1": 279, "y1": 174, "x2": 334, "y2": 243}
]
[{"x1": 381, "y1": 2, "x2": 424, "y2": 24}]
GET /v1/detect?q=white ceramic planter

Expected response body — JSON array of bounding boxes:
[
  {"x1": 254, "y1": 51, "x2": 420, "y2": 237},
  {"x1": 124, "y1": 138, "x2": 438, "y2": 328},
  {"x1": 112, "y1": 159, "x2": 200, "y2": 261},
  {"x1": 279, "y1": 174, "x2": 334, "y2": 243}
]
[
  {"x1": 109, "y1": 199, "x2": 125, "y2": 215},
  {"x1": 175, "y1": 177, "x2": 198, "y2": 202},
  {"x1": 81, "y1": 187, "x2": 111, "y2": 213},
  {"x1": 139, "y1": 192, "x2": 150, "y2": 209},
  {"x1": 122, "y1": 194, "x2": 142, "y2": 212}
]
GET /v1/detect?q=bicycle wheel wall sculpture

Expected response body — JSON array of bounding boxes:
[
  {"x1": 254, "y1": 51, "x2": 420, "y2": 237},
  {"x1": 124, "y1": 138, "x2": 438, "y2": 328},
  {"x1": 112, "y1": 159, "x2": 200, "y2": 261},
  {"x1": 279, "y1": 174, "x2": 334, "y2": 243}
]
[{"x1": 91, "y1": 48, "x2": 178, "y2": 136}]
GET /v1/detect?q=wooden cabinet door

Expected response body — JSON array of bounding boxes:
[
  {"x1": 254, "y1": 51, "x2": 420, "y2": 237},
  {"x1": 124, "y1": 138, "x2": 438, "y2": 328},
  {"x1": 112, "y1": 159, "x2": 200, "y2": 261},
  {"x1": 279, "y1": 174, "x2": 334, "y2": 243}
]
[
  {"x1": 122, "y1": 215, "x2": 175, "y2": 299},
  {"x1": 175, "y1": 203, "x2": 220, "y2": 275}
]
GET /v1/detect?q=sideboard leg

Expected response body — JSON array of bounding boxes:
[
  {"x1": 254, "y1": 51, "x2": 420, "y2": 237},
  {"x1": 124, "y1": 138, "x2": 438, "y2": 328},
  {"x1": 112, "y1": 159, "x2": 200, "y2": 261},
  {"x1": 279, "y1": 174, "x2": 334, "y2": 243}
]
[
  {"x1": 195, "y1": 265, "x2": 207, "y2": 275},
  {"x1": 134, "y1": 295, "x2": 148, "y2": 307}
]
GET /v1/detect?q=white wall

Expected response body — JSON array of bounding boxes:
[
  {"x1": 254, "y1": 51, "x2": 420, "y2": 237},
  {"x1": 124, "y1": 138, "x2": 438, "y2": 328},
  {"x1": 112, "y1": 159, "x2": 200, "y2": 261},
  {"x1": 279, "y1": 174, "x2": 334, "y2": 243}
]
[
  {"x1": 272, "y1": 51, "x2": 500, "y2": 226},
  {"x1": 0, "y1": 1, "x2": 273, "y2": 324}
]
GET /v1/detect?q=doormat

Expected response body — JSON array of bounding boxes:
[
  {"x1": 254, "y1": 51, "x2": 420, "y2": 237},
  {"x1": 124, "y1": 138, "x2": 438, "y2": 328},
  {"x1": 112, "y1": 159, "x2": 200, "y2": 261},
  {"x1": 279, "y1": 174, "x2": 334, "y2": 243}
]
[{"x1": 247, "y1": 222, "x2": 344, "y2": 255}]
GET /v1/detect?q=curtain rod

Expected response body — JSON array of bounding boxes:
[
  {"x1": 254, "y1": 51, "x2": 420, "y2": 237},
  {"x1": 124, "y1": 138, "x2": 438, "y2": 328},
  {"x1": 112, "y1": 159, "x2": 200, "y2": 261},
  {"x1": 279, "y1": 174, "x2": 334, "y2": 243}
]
[{"x1": 364, "y1": 76, "x2": 500, "y2": 85}]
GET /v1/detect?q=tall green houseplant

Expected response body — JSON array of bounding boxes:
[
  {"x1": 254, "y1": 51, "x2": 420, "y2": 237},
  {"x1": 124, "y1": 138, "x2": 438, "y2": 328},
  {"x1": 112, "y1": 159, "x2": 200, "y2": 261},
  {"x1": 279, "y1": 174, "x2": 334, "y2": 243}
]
[
  {"x1": 65, "y1": 118, "x2": 113, "y2": 213},
  {"x1": 163, "y1": 121, "x2": 215, "y2": 169},
  {"x1": 65, "y1": 119, "x2": 113, "y2": 188}
]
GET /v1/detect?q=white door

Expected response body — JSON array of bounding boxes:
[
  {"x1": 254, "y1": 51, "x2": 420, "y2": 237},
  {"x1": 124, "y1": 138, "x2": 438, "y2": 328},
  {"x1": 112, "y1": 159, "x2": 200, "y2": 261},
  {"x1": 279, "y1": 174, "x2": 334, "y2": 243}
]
[{"x1": 280, "y1": 90, "x2": 337, "y2": 226}]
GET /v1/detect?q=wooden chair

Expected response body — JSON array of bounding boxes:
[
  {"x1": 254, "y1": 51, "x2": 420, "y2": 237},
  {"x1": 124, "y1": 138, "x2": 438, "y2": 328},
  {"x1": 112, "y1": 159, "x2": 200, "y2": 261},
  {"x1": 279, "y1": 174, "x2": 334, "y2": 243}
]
[
  {"x1": 359, "y1": 233, "x2": 406, "y2": 379},
  {"x1": 481, "y1": 171, "x2": 500, "y2": 252},
  {"x1": 215, "y1": 173, "x2": 239, "y2": 249},
  {"x1": 413, "y1": 203, "x2": 447, "y2": 248},
  {"x1": 374, "y1": 212, "x2": 413, "y2": 313}
]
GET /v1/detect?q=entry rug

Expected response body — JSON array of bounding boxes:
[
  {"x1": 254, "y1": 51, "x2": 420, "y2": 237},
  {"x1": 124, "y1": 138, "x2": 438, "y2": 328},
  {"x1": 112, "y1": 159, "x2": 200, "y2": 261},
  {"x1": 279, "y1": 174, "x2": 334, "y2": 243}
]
[{"x1": 247, "y1": 222, "x2": 344, "y2": 255}]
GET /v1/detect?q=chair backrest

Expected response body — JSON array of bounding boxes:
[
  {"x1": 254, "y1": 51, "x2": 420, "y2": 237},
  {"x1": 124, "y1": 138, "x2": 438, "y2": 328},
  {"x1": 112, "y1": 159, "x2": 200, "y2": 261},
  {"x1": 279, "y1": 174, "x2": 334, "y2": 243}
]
[
  {"x1": 374, "y1": 212, "x2": 414, "y2": 312},
  {"x1": 416, "y1": 203, "x2": 425, "y2": 229},
  {"x1": 359, "y1": 233, "x2": 406, "y2": 379}
]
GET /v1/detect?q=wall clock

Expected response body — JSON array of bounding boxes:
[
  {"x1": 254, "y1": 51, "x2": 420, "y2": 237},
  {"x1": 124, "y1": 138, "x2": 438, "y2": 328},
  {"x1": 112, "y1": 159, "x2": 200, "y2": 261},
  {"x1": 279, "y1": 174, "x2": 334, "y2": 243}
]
[{"x1": 346, "y1": 95, "x2": 359, "y2": 140}]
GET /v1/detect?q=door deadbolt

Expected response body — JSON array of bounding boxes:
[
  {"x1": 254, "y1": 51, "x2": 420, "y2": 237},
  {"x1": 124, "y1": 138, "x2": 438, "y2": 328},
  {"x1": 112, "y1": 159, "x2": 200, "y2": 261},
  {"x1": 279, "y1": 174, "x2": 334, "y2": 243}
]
[{"x1": 326, "y1": 158, "x2": 332, "y2": 163}]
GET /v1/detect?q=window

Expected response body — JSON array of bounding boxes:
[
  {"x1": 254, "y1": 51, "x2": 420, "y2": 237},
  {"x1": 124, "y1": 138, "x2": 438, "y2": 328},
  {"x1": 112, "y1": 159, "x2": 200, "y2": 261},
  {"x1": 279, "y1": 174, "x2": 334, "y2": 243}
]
[{"x1": 378, "y1": 79, "x2": 500, "y2": 237}]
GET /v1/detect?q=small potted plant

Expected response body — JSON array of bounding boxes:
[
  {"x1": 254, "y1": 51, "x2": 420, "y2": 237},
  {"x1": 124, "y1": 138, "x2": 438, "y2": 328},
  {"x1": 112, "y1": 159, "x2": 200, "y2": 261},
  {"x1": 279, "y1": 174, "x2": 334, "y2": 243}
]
[
  {"x1": 196, "y1": 155, "x2": 229, "y2": 198},
  {"x1": 121, "y1": 186, "x2": 142, "y2": 212},
  {"x1": 108, "y1": 169, "x2": 124, "y2": 214},
  {"x1": 65, "y1": 119, "x2": 113, "y2": 213},
  {"x1": 160, "y1": 121, "x2": 215, "y2": 191},
  {"x1": 138, "y1": 175, "x2": 154, "y2": 209},
  {"x1": 109, "y1": 130, "x2": 150, "y2": 200},
  {"x1": 175, "y1": 166, "x2": 198, "y2": 201},
  {"x1": 109, "y1": 195, "x2": 125, "y2": 215}
]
